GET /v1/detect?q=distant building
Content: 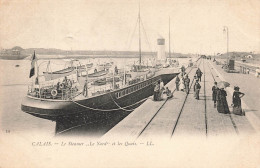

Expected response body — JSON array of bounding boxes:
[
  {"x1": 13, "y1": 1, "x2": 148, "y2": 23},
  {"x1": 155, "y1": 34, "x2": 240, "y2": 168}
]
[
  {"x1": 12, "y1": 49, "x2": 21, "y2": 55},
  {"x1": 245, "y1": 55, "x2": 253, "y2": 59}
]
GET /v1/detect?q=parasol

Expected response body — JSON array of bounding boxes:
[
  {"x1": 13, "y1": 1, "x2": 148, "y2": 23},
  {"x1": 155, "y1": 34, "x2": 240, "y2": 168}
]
[{"x1": 217, "y1": 81, "x2": 230, "y2": 88}]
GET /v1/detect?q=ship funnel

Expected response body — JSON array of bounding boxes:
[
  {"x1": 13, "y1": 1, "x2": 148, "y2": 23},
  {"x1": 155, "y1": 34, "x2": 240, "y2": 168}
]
[{"x1": 157, "y1": 38, "x2": 166, "y2": 60}]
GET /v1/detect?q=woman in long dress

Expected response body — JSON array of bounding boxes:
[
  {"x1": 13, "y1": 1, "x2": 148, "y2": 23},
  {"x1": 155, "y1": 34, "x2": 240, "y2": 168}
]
[
  {"x1": 179, "y1": 78, "x2": 185, "y2": 91},
  {"x1": 216, "y1": 88, "x2": 230, "y2": 114},
  {"x1": 232, "y1": 86, "x2": 245, "y2": 115}
]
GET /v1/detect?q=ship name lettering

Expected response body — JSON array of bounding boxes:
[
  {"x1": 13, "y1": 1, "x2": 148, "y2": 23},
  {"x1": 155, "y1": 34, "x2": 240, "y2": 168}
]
[
  {"x1": 97, "y1": 141, "x2": 108, "y2": 146},
  {"x1": 68, "y1": 142, "x2": 84, "y2": 146}
]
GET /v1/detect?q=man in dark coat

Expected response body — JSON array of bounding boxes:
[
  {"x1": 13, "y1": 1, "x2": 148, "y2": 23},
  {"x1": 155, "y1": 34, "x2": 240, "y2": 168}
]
[
  {"x1": 153, "y1": 83, "x2": 160, "y2": 101},
  {"x1": 194, "y1": 80, "x2": 201, "y2": 99},
  {"x1": 212, "y1": 82, "x2": 218, "y2": 107},
  {"x1": 196, "y1": 68, "x2": 203, "y2": 82},
  {"x1": 175, "y1": 75, "x2": 180, "y2": 91},
  {"x1": 184, "y1": 75, "x2": 190, "y2": 94},
  {"x1": 181, "y1": 66, "x2": 185, "y2": 73}
]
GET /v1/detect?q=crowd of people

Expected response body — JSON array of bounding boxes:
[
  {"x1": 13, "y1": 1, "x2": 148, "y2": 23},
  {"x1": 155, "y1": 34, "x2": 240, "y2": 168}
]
[
  {"x1": 153, "y1": 65, "x2": 246, "y2": 116},
  {"x1": 153, "y1": 79, "x2": 171, "y2": 101}
]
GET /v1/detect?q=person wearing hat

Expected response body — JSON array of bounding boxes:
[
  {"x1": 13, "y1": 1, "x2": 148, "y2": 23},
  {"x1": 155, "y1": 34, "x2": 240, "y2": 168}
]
[
  {"x1": 216, "y1": 87, "x2": 229, "y2": 114},
  {"x1": 179, "y1": 77, "x2": 185, "y2": 92},
  {"x1": 153, "y1": 82, "x2": 160, "y2": 101},
  {"x1": 184, "y1": 75, "x2": 190, "y2": 94},
  {"x1": 232, "y1": 86, "x2": 245, "y2": 115},
  {"x1": 196, "y1": 68, "x2": 203, "y2": 82},
  {"x1": 212, "y1": 82, "x2": 218, "y2": 108},
  {"x1": 83, "y1": 80, "x2": 88, "y2": 97},
  {"x1": 165, "y1": 87, "x2": 173, "y2": 99},
  {"x1": 175, "y1": 75, "x2": 180, "y2": 91},
  {"x1": 159, "y1": 80, "x2": 165, "y2": 100},
  {"x1": 193, "y1": 80, "x2": 201, "y2": 99}
]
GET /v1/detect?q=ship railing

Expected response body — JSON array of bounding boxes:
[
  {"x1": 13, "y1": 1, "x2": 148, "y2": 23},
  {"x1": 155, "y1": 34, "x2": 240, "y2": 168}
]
[
  {"x1": 81, "y1": 72, "x2": 149, "y2": 98},
  {"x1": 27, "y1": 85, "x2": 79, "y2": 100},
  {"x1": 88, "y1": 83, "x2": 114, "y2": 97}
]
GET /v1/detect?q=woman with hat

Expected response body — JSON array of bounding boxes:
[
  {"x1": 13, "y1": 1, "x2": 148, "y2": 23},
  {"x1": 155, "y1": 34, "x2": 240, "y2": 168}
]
[
  {"x1": 232, "y1": 86, "x2": 245, "y2": 115},
  {"x1": 212, "y1": 82, "x2": 218, "y2": 108},
  {"x1": 216, "y1": 87, "x2": 229, "y2": 114},
  {"x1": 179, "y1": 77, "x2": 185, "y2": 92}
]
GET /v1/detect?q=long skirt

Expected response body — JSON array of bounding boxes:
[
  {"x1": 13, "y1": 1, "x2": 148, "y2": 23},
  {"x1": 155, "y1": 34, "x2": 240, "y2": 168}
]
[
  {"x1": 180, "y1": 83, "x2": 185, "y2": 91},
  {"x1": 194, "y1": 89, "x2": 200, "y2": 99},
  {"x1": 176, "y1": 83, "x2": 179, "y2": 91},
  {"x1": 154, "y1": 91, "x2": 159, "y2": 101},
  {"x1": 217, "y1": 99, "x2": 230, "y2": 114},
  {"x1": 233, "y1": 106, "x2": 244, "y2": 115},
  {"x1": 212, "y1": 93, "x2": 217, "y2": 103},
  {"x1": 185, "y1": 84, "x2": 189, "y2": 93}
]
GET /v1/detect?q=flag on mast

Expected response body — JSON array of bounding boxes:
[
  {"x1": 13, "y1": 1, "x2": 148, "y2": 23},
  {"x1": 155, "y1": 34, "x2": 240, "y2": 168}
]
[{"x1": 29, "y1": 51, "x2": 37, "y2": 78}]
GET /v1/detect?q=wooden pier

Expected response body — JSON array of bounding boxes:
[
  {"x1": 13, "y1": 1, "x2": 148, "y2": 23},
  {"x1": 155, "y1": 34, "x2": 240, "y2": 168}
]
[{"x1": 102, "y1": 59, "x2": 257, "y2": 140}]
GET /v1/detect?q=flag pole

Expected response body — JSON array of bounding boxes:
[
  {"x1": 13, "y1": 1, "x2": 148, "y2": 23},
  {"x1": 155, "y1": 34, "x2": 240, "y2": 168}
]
[{"x1": 34, "y1": 51, "x2": 41, "y2": 98}]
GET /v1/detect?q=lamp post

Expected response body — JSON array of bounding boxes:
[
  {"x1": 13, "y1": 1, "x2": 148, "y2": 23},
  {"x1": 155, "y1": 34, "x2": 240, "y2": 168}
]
[{"x1": 223, "y1": 26, "x2": 229, "y2": 63}]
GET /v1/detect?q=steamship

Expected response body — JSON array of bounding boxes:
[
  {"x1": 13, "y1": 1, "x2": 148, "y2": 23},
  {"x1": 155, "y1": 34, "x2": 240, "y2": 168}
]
[{"x1": 21, "y1": 7, "x2": 180, "y2": 133}]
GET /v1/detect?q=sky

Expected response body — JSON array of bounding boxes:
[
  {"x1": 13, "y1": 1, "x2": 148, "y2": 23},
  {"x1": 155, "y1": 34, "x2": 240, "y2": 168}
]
[{"x1": 0, "y1": 0, "x2": 260, "y2": 54}]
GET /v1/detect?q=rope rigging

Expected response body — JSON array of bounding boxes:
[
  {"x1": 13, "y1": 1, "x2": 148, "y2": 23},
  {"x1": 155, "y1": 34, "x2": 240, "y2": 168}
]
[
  {"x1": 71, "y1": 92, "x2": 148, "y2": 112},
  {"x1": 127, "y1": 17, "x2": 139, "y2": 51},
  {"x1": 140, "y1": 18, "x2": 154, "y2": 55}
]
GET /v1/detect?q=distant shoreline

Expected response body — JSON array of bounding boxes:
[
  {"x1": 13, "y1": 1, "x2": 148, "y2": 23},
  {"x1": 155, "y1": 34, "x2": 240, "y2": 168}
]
[{"x1": 0, "y1": 55, "x2": 190, "y2": 60}]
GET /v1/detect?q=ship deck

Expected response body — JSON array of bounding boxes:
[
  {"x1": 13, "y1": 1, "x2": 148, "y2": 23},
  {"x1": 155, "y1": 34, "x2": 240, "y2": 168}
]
[{"x1": 74, "y1": 67, "x2": 180, "y2": 100}]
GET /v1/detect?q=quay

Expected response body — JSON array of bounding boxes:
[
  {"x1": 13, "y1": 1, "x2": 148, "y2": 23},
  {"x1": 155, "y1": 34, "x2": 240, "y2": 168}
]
[{"x1": 102, "y1": 58, "x2": 259, "y2": 140}]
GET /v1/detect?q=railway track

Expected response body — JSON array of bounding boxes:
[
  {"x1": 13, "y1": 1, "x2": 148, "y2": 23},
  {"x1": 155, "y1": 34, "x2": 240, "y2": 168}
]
[
  {"x1": 137, "y1": 58, "x2": 239, "y2": 139},
  {"x1": 206, "y1": 60, "x2": 239, "y2": 135},
  {"x1": 137, "y1": 59, "x2": 203, "y2": 139}
]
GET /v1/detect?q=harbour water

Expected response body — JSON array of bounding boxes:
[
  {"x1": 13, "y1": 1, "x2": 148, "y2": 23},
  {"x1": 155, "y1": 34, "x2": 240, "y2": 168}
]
[{"x1": 0, "y1": 56, "x2": 192, "y2": 137}]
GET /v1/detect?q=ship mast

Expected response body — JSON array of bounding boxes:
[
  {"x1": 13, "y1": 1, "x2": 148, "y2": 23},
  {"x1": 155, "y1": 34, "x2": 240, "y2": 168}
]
[{"x1": 138, "y1": 1, "x2": 141, "y2": 65}]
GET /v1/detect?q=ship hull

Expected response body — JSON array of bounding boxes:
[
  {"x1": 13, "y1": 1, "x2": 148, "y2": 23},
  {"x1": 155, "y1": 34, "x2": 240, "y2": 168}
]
[{"x1": 21, "y1": 72, "x2": 177, "y2": 120}]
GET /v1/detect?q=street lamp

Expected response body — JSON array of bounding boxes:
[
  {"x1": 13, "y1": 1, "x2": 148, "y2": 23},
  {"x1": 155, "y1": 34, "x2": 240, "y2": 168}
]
[{"x1": 223, "y1": 26, "x2": 229, "y2": 63}]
